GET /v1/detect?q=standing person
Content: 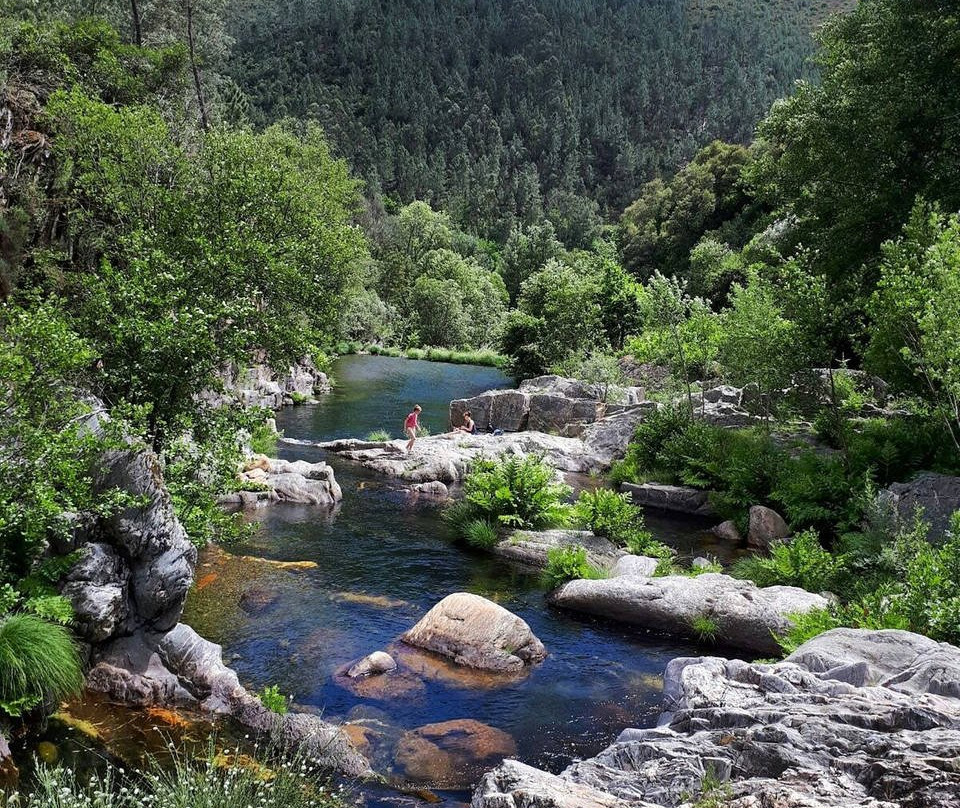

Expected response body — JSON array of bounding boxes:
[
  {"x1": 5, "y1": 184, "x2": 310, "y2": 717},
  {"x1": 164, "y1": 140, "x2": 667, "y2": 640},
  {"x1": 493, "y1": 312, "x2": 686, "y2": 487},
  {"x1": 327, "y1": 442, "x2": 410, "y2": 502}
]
[{"x1": 404, "y1": 404, "x2": 422, "y2": 452}]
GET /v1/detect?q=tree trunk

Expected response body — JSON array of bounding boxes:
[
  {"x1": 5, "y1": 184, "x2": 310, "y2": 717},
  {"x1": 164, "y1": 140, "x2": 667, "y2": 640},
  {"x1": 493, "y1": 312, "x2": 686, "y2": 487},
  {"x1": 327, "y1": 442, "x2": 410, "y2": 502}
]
[
  {"x1": 130, "y1": 0, "x2": 142, "y2": 46},
  {"x1": 186, "y1": 1, "x2": 210, "y2": 130}
]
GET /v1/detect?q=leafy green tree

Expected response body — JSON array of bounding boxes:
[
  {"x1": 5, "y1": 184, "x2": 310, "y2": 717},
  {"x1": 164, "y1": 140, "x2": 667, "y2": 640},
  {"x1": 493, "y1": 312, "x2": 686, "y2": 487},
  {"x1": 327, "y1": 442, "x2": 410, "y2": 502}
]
[
  {"x1": 867, "y1": 204, "x2": 960, "y2": 450},
  {"x1": 720, "y1": 273, "x2": 799, "y2": 423},
  {"x1": 750, "y1": 0, "x2": 960, "y2": 306},
  {"x1": 500, "y1": 221, "x2": 565, "y2": 304}
]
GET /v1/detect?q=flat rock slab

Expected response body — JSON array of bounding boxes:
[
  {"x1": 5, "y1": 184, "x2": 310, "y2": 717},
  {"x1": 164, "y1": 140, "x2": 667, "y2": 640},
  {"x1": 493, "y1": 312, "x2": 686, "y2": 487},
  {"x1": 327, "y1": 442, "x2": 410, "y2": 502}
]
[
  {"x1": 313, "y1": 432, "x2": 603, "y2": 483},
  {"x1": 493, "y1": 529, "x2": 623, "y2": 571},
  {"x1": 620, "y1": 482, "x2": 716, "y2": 517},
  {"x1": 474, "y1": 628, "x2": 960, "y2": 808},
  {"x1": 549, "y1": 573, "x2": 828, "y2": 656},
  {"x1": 402, "y1": 592, "x2": 546, "y2": 672}
]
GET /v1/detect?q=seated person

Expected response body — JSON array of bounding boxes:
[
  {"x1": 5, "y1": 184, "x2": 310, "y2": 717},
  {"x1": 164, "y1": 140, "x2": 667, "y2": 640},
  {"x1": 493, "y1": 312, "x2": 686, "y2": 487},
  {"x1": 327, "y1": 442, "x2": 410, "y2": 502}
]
[{"x1": 454, "y1": 410, "x2": 477, "y2": 434}]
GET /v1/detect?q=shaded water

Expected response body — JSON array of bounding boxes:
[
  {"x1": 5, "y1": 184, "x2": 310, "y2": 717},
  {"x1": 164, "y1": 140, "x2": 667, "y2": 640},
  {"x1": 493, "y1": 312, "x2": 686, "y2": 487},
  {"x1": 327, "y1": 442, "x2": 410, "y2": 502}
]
[{"x1": 181, "y1": 356, "x2": 722, "y2": 802}]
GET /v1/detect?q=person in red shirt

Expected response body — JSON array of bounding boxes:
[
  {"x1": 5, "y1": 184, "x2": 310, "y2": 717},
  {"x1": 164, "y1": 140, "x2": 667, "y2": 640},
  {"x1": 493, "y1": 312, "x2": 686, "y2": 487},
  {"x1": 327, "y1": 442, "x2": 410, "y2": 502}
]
[{"x1": 404, "y1": 404, "x2": 422, "y2": 452}]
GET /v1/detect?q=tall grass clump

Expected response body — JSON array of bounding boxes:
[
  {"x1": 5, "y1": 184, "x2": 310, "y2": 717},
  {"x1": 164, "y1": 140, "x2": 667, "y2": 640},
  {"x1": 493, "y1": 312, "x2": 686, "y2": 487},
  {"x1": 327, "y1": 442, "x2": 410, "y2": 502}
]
[
  {"x1": 365, "y1": 429, "x2": 391, "y2": 442},
  {"x1": 16, "y1": 743, "x2": 346, "y2": 808},
  {"x1": 0, "y1": 612, "x2": 83, "y2": 717}
]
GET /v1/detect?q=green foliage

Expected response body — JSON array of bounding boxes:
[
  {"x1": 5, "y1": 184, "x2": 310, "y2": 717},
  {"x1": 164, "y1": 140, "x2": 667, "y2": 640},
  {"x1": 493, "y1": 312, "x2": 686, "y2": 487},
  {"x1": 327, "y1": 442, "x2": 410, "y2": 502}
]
[
  {"x1": 543, "y1": 546, "x2": 604, "y2": 590},
  {"x1": 774, "y1": 608, "x2": 841, "y2": 655},
  {"x1": 732, "y1": 531, "x2": 842, "y2": 593},
  {"x1": 750, "y1": 0, "x2": 960, "y2": 306},
  {"x1": 462, "y1": 455, "x2": 572, "y2": 532},
  {"x1": 572, "y1": 488, "x2": 671, "y2": 558},
  {"x1": 258, "y1": 684, "x2": 288, "y2": 715},
  {"x1": 0, "y1": 612, "x2": 82, "y2": 717},
  {"x1": 365, "y1": 429, "x2": 391, "y2": 442},
  {"x1": 689, "y1": 614, "x2": 719, "y2": 643},
  {"x1": 464, "y1": 519, "x2": 499, "y2": 550},
  {"x1": 248, "y1": 421, "x2": 280, "y2": 456},
  {"x1": 866, "y1": 203, "x2": 960, "y2": 450}
]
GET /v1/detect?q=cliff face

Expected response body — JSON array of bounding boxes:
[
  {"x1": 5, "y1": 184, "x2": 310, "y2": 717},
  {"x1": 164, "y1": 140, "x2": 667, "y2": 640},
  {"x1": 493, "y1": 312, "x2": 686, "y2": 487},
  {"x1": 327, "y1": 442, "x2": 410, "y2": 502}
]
[{"x1": 60, "y1": 447, "x2": 368, "y2": 776}]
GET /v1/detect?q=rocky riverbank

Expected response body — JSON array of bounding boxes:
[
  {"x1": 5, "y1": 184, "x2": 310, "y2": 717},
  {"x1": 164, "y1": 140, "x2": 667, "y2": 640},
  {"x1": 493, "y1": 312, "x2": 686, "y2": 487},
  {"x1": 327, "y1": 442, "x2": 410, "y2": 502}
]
[
  {"x1": 473, "y1": 628, "x2": 960, "y2": 808},
  {"x1": 59, "y1": 446, "x2": 367, "y2": 776}
]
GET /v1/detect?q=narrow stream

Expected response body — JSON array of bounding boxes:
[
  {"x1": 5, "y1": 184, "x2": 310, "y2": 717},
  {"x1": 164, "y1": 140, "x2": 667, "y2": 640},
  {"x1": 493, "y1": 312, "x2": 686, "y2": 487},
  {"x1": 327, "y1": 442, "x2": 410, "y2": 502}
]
[{"x1": 180, "y1": 356, "x2": 726, "y2": 804}]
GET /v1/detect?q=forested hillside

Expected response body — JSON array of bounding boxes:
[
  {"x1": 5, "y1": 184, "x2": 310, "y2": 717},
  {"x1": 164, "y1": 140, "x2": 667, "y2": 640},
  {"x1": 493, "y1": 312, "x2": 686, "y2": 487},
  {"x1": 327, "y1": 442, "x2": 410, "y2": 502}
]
[{"x1": 227, "y1": 0, "x2": 849, "y2": 236}]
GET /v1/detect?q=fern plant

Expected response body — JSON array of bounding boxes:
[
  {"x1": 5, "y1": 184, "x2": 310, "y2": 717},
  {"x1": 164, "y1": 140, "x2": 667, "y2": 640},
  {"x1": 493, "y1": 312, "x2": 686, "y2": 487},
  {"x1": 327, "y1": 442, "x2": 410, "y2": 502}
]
[
  {"x1": 463, "y1": 455, "x2": 572, "y2": 531},
  {"x1": 542, "y1": 546, "x2": 605, "y2": 589}
]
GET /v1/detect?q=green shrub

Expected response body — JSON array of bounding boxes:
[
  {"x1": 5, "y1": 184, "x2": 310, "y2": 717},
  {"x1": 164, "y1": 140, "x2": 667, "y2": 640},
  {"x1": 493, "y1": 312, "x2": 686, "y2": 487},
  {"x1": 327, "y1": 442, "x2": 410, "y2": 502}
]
[
  {"x1": 774, "y1": 608, "x2": 841, "y2": 655},
  {"x1": 289, "y1": 392, "x2": 309, "y2": 405},
  {"x1": 612, "y1": 405, "x2": 692, "y2": 484},
  {"x1": 258, "y1": 684, "x2": 288, "y2": 715},
  {"x1": 572, "y1": 488, "x2": 672, "y2": 557},
  {"x1": 0, "y1": 612, "x2": 83, "y2": 717},
  {"x1": 249, "y1": 421, "x2": 280, "y2": 456},
  {"x1": 732, "y1": 530, "x2": 842, "y2": 593},
  {"x1": 365, "y1": 429, "x2": 391, "y2": 442},
  {"x1": 690, "y1": 613, "x2": 719, "y2": 643},
  {"x1": 415, "y1": 424, "x2": 431, "y2": 437},
  {"x1": 405, "y1": 347, "x2": 426, "y2": 360},
  {"x1": 463, "y1": 455, "x2": 572, "y2": 531},
  {"x1": 464, "y1": 519, "x2": 499, "y2": 549},
  {"x1": 543, "y1": 546, "x2": 604, "y2": 589}
]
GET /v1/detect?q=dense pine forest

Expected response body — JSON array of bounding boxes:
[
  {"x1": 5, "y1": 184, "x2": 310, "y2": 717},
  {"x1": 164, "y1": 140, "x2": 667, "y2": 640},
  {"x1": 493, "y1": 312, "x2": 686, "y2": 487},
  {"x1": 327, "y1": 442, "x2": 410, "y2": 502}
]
[{"x1": 227, "y1": 0, "x2": 849, "y2": 235}]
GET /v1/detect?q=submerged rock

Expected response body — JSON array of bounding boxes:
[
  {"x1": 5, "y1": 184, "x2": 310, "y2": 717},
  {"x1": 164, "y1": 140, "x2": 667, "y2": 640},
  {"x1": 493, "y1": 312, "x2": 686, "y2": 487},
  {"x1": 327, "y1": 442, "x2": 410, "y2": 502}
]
[
  {"x1": 493, "y1": 529, "x2": 623, "y2": 571},
  {"x1": 408, "y1": 480, "x2": 450, "y2": 499},
  {"x1": 620, "y1": 482, "x2": 716, "y2": 517},
  {"x1": 474, "y1": 628, "x2": 960, "y2": 808},
  {"x1": 402, "y1": 592, "x2": 547, "y2": 672},
  {"x1": 395, "y1": 719, "x2": 516, "y2": 788},
  {"x1": 711, "y1": 519, "x2": 742, "y2": 543},
  {"x1": 549, "y1": 573, "x2": 828, "y2": 656}
]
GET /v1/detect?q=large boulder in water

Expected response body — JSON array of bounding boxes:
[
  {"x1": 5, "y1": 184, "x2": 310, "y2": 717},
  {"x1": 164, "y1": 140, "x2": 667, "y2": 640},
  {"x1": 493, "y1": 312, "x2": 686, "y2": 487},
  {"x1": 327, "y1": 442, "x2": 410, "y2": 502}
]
[
  {"x1": 474, "y1": 628, "x2": 960, "y2": 808},
  {"x1": 493, "y1": 529, "x2": 623, "y2": 571},
  {"x1": 747, "y1": 504, "x2": 791, "y2": 551},
  {"x1": 402, "y1": 592, "x2": 546, "y2": 672},
  {"x1": 527, "y1": 393, "x2": 604, "y2": 434},
  {"x1": 549, "y1": 572, "x2": 828, "y2": 656}
]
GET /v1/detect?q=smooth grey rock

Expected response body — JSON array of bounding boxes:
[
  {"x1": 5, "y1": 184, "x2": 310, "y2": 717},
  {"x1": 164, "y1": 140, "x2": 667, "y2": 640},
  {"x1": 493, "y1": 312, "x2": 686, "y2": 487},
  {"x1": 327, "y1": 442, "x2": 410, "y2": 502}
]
[
  {"x1": 747, "y1": 505, "x2": 791, "y2": 551},
  {"x1": 347, "y1": 651, "x2": 398, "y2": 678},
  {"x1": 475, "y1": 628, "x2": 960, "y2": 808},
  {"x1": 493, "y1": 529, "x2": 623, "y2": 571},
  {"x1": 581, "y1": 405, "x2": 660, "y2": 465},
  {"x1": 527, "y1": 393, "x2": 604, "y2": 433},
  {"x1": 450, "y1": 389, "x2": 531, "y2": 432},
  {"x1": 711, "y1": 519, "x2": 742, "y2": 543},
  {"x1": 883, "y1": 472, "x2": 960, "y2": 544},
  {"x1": 611, "y1": 554, "x2": 659, "y2": 579},
  {"x1": 621, "y1": 482, "x2": 716, "y2": 517},
  {"x1": 228, "y1": 457, "x2": 343, "y2": 506},
  {"x1": 402, "y1": 592, "x2": 547, "y2": 672},
  {"x1": 519, "y1": 375, "x2": 603, "y2": 400},
  {"x1": 550, "y1": 573, "x2": 828, "y2": 655}
]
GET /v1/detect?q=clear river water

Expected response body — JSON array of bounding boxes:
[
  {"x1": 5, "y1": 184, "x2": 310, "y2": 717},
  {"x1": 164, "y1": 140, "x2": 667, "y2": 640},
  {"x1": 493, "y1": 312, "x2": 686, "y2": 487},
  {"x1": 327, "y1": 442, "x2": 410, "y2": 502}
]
[{"x1": 182, "y1": 356, "x2": 732, "y2": 804}]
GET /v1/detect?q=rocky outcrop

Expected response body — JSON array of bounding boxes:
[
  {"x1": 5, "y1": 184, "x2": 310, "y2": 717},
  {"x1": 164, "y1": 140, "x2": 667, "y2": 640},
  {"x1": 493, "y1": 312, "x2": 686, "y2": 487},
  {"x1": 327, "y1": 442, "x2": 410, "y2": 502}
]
[
  {"x1": 216, "y1": 356, "x2": 331, "y2": 410},
  {"x1": 450, "y1": 388, "x2": 532, "y2": 432},
  {"x1": 621, "y1": 483, "x2": 716, "y2": 517},
  {"x1": 60, "y1": 448, "x2": 365, "y2": 776},
  {"x1": 402, "y1": 593, "x2": 547, "y2": 672},
  {"x1": 747, "y1": 504, "x2": 791, "y2": 551},
  {"x1": 883, "y1": 472, "x2": 960, "y2": 544},
  {"x1": 492, "y1": 529, "x2": 623, "y2": 571},
  {"x1": 549, "y1": 572, "x2": 828, "y2": 656},
  {"x1": 474, "y1": 629, "x2": 960, "y2": 808},
  {"x1": 683, "y1": 385, "x2": 761, "y2": 428},
  {"x1": 313, "y1": 432, "x2": 602, "y2": 483},
  {"x1": 220, "y1": 456, "x2": 342, "y2": 507},
  {"x1": 580, "y1": 405, "x2": 660, "y2": 465}
]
